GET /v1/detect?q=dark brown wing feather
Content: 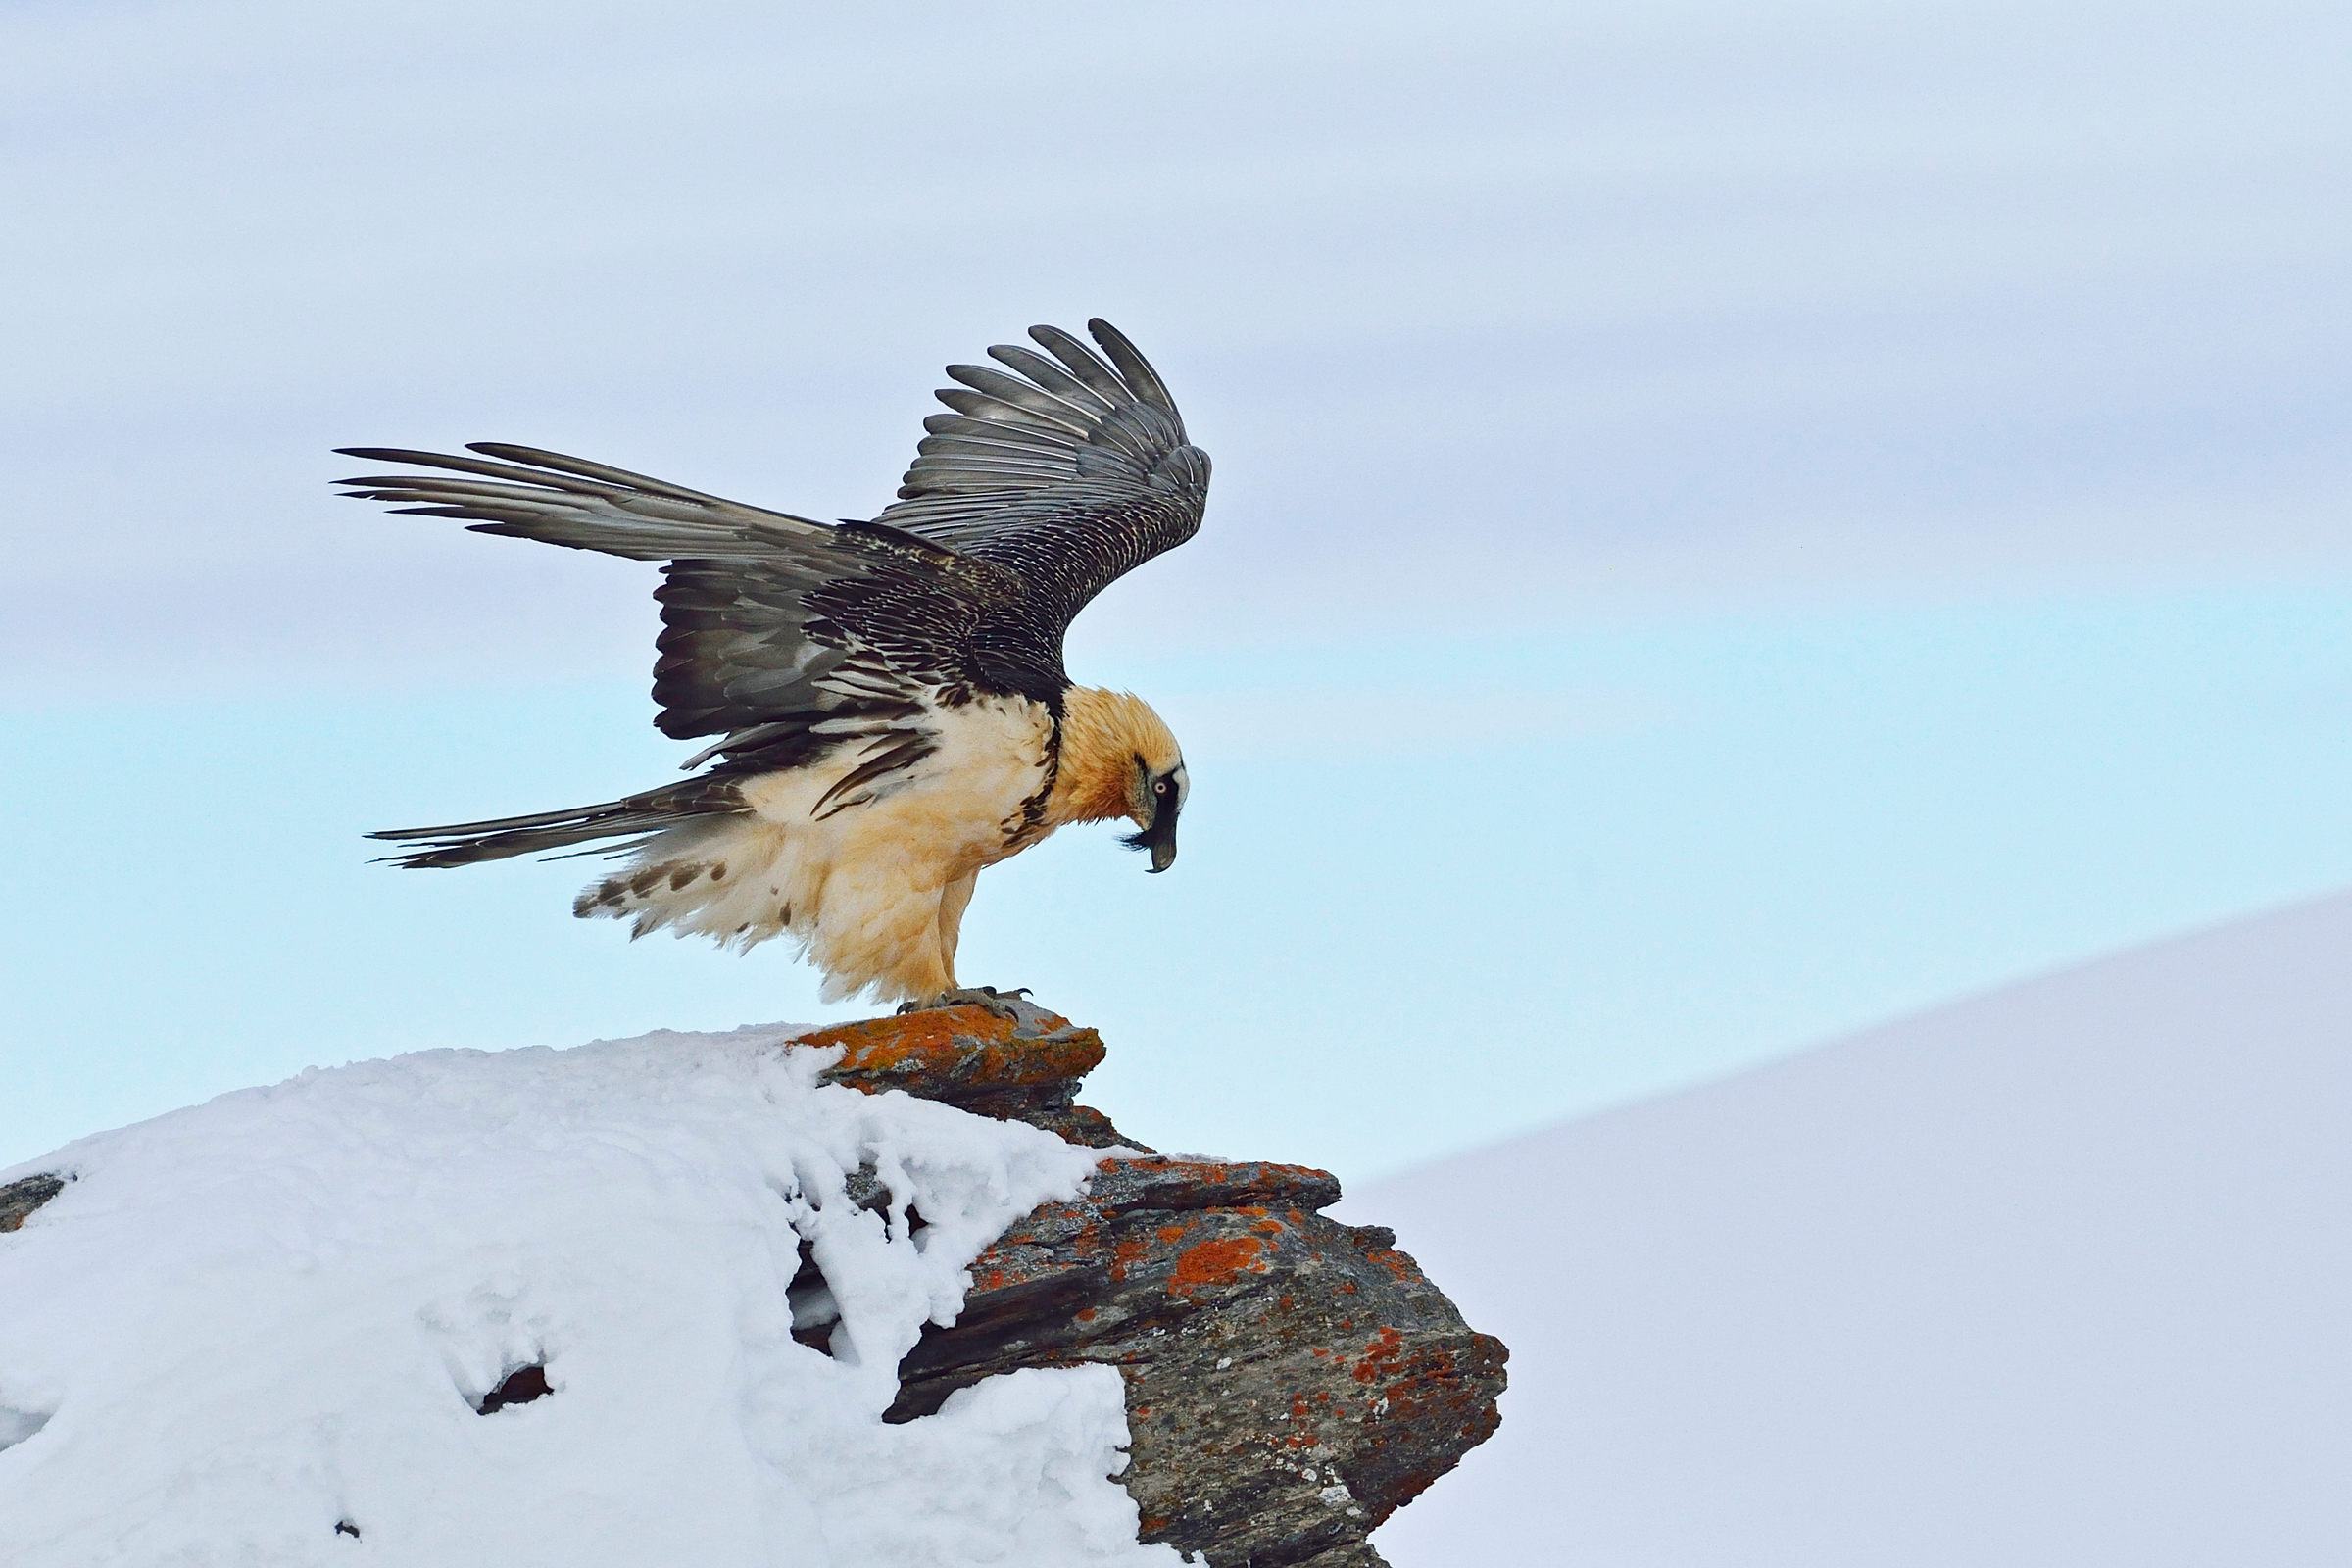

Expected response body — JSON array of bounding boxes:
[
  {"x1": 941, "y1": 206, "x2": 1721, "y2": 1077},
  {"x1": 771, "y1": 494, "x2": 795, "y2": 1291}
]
[
  {"x1": 875, "y1": 318, "x2": 1212, "y2": 687},
  {"x1": 335, "y1": 445, "x2": 1030, "y2": 860}
]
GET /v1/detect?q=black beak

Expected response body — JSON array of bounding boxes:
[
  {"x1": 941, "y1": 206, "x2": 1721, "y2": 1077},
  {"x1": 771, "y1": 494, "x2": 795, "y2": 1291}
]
[{"x1": 1125, "y1": 794, "x2": 1180, "y2": 873}]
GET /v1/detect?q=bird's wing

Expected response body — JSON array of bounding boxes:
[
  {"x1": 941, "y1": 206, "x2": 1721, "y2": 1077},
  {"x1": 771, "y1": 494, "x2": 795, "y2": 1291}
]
[
  {"x1": 335, "y1": 444, "x2": 1030, "y2": 799},
  {"x1": 874, "y1": 318, "x2": 1211, "y2": 669}
]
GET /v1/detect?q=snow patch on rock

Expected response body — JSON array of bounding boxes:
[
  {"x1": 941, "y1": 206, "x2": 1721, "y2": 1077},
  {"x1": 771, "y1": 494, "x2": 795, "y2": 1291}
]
[{"x1": 0, "y1": 1023, "x2": 1181, "y2": 1566}]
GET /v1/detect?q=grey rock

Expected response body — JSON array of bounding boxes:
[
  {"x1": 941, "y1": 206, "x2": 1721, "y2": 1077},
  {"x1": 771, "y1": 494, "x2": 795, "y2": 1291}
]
[{"x1": 0, "y1": 1173, "x2": 65, "y2": 1235}]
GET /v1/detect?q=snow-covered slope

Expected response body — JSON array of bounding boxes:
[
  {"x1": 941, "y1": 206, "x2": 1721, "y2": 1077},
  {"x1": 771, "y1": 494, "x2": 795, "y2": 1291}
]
[
  {"x1": 1348, "y1": 892, "x2": 2352, "y2": 1567},
  {"x1": 0, "y1": 1027, "x2": 1178, "y2": 1566}
]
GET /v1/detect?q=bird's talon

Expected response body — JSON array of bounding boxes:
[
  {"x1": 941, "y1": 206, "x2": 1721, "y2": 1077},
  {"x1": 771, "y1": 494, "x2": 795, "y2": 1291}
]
[{"x1": 902, "y1": 986, "x2": 1036, "y2": 1022}]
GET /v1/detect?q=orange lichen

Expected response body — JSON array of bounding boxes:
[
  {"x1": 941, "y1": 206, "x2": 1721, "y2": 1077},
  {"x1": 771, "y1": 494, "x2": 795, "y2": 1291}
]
[
  {"x1": 1352, "y1": 1326, "x2": 1407, "y2": 1383},
  {"x1": 1169, "y1": 1236, "x2": 1266, "y2": 1295},
  {"x1": 802, "y1": 1007, "x2": 1105, "y2": 1092}
]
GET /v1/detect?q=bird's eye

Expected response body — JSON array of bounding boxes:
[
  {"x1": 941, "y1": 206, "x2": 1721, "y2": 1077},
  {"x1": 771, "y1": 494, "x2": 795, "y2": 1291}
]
[{"x1": 1154, "y1": 779, "x2": 1170, "y2": 794}]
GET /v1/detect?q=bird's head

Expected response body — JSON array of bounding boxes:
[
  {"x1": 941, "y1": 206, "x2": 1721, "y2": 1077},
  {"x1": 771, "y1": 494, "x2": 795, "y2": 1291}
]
[
  {"x1": 1119, "y1": 750, "x2": 1189, "y2": 873},
  {"x1": 1053, "y1": 688, "x2": 1188, "y2": 872}
]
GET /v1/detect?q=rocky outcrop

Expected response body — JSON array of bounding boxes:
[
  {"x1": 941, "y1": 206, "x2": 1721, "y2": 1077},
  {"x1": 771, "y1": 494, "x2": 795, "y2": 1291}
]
[
  {"x1": 0, "y1": 1014, "x2": 1500, "y2": 1564},
  {"x1": 808, "y1": 1004, "x2": 1507, "y2": 1568}
]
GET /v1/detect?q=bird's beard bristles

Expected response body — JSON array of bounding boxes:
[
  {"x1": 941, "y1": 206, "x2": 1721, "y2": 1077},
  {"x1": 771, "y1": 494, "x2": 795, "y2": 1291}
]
[{"x1": 1050, "y1": 688, "x2": 1179, "y2": 827}]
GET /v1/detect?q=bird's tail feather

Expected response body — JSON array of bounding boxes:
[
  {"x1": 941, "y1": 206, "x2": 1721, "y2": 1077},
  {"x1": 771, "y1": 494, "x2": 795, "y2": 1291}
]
[{"x1": 369, "y1": 782, "x2": 743, "y2": 869}]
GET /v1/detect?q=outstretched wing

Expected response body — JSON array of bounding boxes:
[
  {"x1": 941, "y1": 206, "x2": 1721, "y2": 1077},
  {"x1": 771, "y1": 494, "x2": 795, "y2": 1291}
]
[
  {"x1": 335, "y1": 318, "x2": 1204, "y2": 798},
  {"x1": 335, "y1": 443, "x2": 1029, "y2": 797},
  {"x1": 876, "y1": 318, "x2": 1211, "y2": 678}
]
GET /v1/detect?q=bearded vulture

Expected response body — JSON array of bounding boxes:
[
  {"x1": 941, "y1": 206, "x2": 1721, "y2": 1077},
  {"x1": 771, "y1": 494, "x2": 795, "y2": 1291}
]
[{"x1": 336, "y1": 318, "x2": 1204, "y2": 1008}]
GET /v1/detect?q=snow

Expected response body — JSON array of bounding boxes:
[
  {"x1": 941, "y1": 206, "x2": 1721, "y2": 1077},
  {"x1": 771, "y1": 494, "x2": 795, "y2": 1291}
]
[
  {"x1": 0, "y1": 1024, "x2": 1182, "y2": 1566},
  {"x1": 1343, "y1": 891, "x2": 2352, "y2": 1567}
]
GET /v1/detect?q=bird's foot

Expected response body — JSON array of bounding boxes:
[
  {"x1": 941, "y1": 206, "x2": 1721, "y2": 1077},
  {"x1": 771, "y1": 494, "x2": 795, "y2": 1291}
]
[{"x1": 900, "y1": 986, "x2": 1036, "y2": 1023}]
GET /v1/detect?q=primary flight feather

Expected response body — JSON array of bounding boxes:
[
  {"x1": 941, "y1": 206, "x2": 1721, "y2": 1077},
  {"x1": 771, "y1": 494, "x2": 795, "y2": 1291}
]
[{"x1": 337, "y1": 318, "x2": 1204, "y2": 1007}]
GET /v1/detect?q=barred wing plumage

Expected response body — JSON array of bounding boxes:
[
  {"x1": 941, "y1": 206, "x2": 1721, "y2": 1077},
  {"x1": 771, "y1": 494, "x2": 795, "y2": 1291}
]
[
  {"x1": 877, "y1": 317, "x2": 1211, "y2": 686},
  {"x1": 334, "y1": 443, "x2": 1025, "y2": 814}
]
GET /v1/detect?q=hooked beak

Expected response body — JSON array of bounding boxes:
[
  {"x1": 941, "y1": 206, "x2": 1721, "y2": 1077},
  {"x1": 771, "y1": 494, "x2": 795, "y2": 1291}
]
[
  {"x1": 1140, "y1": 807, "x2": 1178, "y2": 873},
  {"x1": 1123, "y1": 787, "x2": 1181, "y2": 873}
]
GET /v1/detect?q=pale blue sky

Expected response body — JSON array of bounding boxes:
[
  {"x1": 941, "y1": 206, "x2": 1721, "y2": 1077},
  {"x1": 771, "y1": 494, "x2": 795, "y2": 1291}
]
[
  {"x1": 3, "y1": 0, "x2": 2348, "y2": 1177},
  {"x1": 6, "y1": 589, "x2": 2347, "y2": 1175}
]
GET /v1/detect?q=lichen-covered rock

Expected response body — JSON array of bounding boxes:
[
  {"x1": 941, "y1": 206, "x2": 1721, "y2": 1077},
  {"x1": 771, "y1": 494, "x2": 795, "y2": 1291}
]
[
  {"x1": 824, "y1": 1008, "x2": 1507, "y2": 1568},
  {"x1": 805, "y1": 1002, "x2": 1146, "y2": 1150}
]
